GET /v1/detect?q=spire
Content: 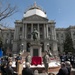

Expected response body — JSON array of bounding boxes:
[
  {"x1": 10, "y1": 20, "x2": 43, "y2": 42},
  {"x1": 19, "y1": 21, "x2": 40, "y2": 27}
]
[{"x1": 34, "y1": 1, "x2": 37, "y2": 7}]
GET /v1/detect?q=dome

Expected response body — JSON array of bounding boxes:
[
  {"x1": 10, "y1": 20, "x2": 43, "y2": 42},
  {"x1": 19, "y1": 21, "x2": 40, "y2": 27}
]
[{"x1": 24, "y1": 2, "x2": 47, "y2": 18}]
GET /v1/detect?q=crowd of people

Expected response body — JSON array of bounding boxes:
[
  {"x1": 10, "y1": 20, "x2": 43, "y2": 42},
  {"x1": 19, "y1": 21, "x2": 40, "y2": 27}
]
[
  {"x1": 0, "y1": 56, "x2": 18, "y2": 75},
  {"x1": 57, "y1": 61, "x2": 72, "y2": 75},
  {"x1": 0, "y1": 51, "x2": 74, "y2": 75},
  {"x1": 59, "y1": 53, "x2": 75, "y2": 68}
]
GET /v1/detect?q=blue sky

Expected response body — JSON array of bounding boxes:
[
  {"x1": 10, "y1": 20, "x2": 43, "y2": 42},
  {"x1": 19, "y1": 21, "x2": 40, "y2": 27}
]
[{"x1": 1, "y1": 0, "x2": 75, "y2": 28}]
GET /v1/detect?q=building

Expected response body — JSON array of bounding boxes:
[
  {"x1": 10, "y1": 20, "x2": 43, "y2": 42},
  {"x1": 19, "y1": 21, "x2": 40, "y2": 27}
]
[
  {"x1": 0, "y1": 3, "x2": 75, "y2": 55},
  {"x1": 0, "y1": 25, "x2": 14, "y2": 55}
]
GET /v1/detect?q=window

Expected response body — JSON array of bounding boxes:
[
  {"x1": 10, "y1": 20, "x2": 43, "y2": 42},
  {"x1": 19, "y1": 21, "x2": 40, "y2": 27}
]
[
  {"x1": 56, "y1": 33, "x2": 59, "y2": 38},
  {"x1": 20, "y1": 27, "x2": 22, "y2": 32},
  {"x1": 27, "y1": 34, "x2": 31, "y2": 39},
  {"x1": 48, "y1": 27, "x2": 50, "y2": 32}
]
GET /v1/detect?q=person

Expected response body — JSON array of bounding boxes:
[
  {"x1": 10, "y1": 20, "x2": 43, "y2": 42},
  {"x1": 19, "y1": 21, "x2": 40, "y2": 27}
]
[
  {"x1": 43, "y1": 51, "x2": 50, "y2": 73},
  {"x1": 7, "y1": 62, "x2": 14, "y2": 75},
  {"x1": 70, "y1": 54, "x2": 74, "y2": 67},
  {"x1": 22, "y1": 62, "x2": 34, "y2": 75},
  {"x1": 15, "y1": 53, "x2": 22, "y2": 71},
  {"x1": 57, "y1": 62, "x2": 68, "y2": 75},
  {"x1": 32, "y1": 28, "x2": 39, "y2": 41},
  {"x1": 1, "y1": 63, "x2": 8, "y2": 75},
  {"x1": 25, "y1": 53, "x2": 32, "y2": 64},
  {"x1": 65, "y1": 61, "x2": 71, "y2": 75}
]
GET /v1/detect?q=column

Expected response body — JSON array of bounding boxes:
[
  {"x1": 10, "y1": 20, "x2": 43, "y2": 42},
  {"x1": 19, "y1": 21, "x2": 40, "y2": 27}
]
[
  {"x1": 39, "y1": 47, "x2": 42, "y2": 57},
  {"x1": 38, "y1": 23, "x2": 40, "y2": 40},
  {"x1": 44, "y1": 42, "x2": 47, "y2": 51},
  {"x1": 30, "y1": 46, "x2": 33, "y2": 57},
  {"x1": 25, "y1": 23, "x2": 27, "y2": 39},
  {"x1": 22, "y1": 24, "x2": 25, "y2": 39},
  {"x1": 14, "y1": 26, "x2": 18, "y2": 40},
  {"x1": 46, "y1": 24, "x2": 48, "y2": 38},
  {"x1": 54, "y1": 28, "x2": 56, "y2": 40},
  {"x1": 31, "y1": 23, "x2": 33, "y2": 40},
  {"x1": 13, "y1": 42, "x2": 17, "y2": 53},
  {"x1": 16, "y1": 26, "x2": 19, "y2": 40},
  {"x1": 44, "y1": 24, "x2": 46, "y2": 39},
  {"x1": 14, "y1": 28, "x2": 16, "y2": 40},
  {"x1": 52, "y1": 42, "x2": 58, "y2": 56},
  {"x1": 51, "y1": 27, "x2": 54, "y2": 40}
]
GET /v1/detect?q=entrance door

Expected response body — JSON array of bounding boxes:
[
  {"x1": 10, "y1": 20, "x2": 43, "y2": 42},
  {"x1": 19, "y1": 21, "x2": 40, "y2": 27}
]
[{"x1": 33, "y1": 49, "x2": 38, "y2": 56}]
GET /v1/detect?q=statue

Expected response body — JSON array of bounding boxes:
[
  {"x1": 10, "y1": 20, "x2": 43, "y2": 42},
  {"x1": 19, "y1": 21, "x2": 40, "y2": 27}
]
[{"x1": 32, "y1": 28, "x2": 39, "y2": 41}]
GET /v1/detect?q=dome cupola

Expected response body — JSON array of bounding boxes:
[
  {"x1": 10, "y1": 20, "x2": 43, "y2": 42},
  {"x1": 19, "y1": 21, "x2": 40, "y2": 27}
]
[{"x1": 24, "y1": 2, "x2": 47, "y2": 18}]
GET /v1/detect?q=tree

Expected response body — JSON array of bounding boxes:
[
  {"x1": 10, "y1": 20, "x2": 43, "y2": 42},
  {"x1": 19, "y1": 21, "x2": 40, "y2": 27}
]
[
  {"x1": 0, "y1": 0, "x2": 17, "y2": 21},
  {"x1": 63, "y1": 32, "x2": 74, "y2": 53}
]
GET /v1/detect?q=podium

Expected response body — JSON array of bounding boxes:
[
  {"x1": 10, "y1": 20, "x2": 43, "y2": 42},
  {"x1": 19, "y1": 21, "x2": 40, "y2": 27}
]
[{"x1": 17, "y1": 60, "x2": 23, "y2": 75}]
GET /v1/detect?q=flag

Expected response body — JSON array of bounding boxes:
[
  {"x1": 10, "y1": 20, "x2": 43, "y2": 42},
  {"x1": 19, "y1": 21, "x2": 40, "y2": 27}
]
[{"x1": 0, "y1": 48, "x2": 3, "y2": 57}]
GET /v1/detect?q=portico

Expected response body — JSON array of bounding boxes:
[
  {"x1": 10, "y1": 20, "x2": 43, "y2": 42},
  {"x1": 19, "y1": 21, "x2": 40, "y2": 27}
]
[{"x1": 13, "y1": 3, "x2": 58, "y2": 56}]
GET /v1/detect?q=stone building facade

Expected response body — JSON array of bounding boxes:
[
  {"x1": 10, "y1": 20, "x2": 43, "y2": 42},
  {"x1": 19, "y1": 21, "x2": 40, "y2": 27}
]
[{"x1": 0, "y1": 3, "x2": 75, "y2": 55}]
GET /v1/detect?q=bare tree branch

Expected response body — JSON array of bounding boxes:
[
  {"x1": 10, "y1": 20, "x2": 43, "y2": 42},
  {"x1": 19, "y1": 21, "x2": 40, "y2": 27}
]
[{"x1": 0, "y1": 0, "x2": 18, "y2": 21}]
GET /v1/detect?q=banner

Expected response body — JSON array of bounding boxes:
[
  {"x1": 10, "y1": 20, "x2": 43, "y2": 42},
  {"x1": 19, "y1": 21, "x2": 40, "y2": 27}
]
[{"x1": 0, "y1": 48, "x2": 3, "y2": 57}]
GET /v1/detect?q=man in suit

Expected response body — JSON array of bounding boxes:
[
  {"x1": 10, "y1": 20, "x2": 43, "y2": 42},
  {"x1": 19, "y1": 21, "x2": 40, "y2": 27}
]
[
  {"x1": 22, "y1": 62, "x2": 34, "y2": 75},
  {"x1": 57, "y1": 62, "x2": 68, "y2": 75},
  {"x1": 65, "y1": 61, "x2": 71, "y2": 75}
]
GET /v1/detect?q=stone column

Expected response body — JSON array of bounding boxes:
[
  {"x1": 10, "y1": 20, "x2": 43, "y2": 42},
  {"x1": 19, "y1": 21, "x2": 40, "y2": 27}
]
[
  {"x1": 14, "y1": 27, "x2": 16, "y2": 40},
  {"x1": 25, "y1": 23, "x2": 27, "y2": 39},
  {"x1": 44, "y1": 42, "x2": 47, "y2": 51},
  {"x1": 14, "y1": 26, "x2": 18, "y2": 40},
  {"x1": 13, "y1": 42, "x2": 17, "y2": 53},
  {"x1": 52, "y1": 42, "x2": 58, "y2": 56},
  {"x1": 46, "y1": 24, "x2": 48, "y2": 38},
  {"x1": 54, "y1": 28, "x2": 56, "y2": 40},
  {"x1": 38, "y1": 23, "x2": 40, "y2": 40},
  {"x1": 30, "y1": 46, "x2": 33, "y2": 57},
  {"x1": 51, "y1": 25, "x2": 56, "y2": 40},
  {"x1": 51, "y1": 27, "x2": 54, "y2": 40},
  {"x1": 31, "y1": 24, "x2": 33, "y2": 40},
  {"x1": 39, "y1": 47, "x2": 42, "y2": 57},
  {"x1": 44, "y1": 24, "x2": 46, "y2": 39},
  {"x1": 22, "y1": 24, "x2": 25, "y2": 39}
]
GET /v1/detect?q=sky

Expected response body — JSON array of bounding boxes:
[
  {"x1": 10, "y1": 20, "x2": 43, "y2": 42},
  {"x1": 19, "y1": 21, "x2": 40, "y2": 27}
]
[{"x1": 1, "y1": 0, "x2": 75, "y2": 28}]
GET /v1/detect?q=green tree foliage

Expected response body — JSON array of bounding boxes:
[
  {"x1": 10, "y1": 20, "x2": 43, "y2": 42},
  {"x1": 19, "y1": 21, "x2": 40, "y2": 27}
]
[{"x1": 63, "y1": 32, "x2": 74, "y2": 53}]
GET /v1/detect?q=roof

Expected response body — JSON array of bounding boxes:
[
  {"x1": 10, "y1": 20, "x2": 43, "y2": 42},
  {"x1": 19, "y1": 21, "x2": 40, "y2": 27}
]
[
  {"x1": 24, "y1": 2, "x2": 47, "y2": 18},
  {"x1": 0, "y1": 24, "x2": 7, "y2": 29},
  {"x1": 0, "y1": 24, "x2": 14, "y2": 31}
]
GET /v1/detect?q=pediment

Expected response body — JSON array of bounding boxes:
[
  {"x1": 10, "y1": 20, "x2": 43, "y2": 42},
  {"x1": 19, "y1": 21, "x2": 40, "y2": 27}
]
[{"x1": 23, "y1": 15, "x2": 48, "y2": 21}]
